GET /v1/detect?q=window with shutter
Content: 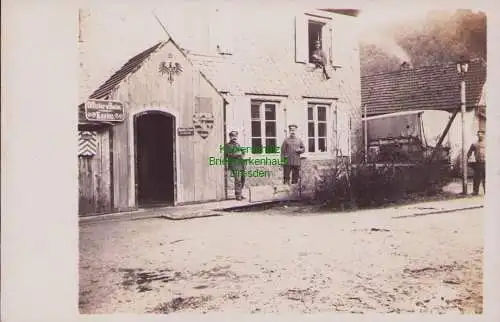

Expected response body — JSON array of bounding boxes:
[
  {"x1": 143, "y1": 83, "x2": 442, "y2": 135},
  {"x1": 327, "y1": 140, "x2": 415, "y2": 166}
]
[
  {"x1": 323, "y1": 25, "x2": 333, "y2": 65},
  {"x1": 295, "y1": 14, "x2": 333, "y2": 65},
  {"x1": 294, "y1": 15, "x2": 308, "y2": 63}
]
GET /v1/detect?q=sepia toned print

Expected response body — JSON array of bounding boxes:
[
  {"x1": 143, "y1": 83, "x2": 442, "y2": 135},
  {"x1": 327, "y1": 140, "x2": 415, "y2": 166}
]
[{"x1": 78, "y1": 4, "x2": 486, "y2": 314}]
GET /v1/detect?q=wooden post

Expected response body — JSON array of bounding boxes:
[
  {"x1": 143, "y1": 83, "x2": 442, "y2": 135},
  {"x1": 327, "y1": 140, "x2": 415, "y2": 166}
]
[
  {"x1": 348, "y1": 117, "x2": 352, "y2": 164},
  {"x1": 429, "y1": 110, "x2": 458, "y2": 162},
  {"x1": 461, "y1": 79, "x2": 468, "y2": 195},
  {"x1": 364, "y1": 104, "x2": 368, "y2": 163}
]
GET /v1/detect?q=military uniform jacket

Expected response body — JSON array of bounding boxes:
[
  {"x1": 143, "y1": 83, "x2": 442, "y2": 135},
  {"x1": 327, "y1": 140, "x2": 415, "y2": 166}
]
[
  {"x1": 224, "y1": 141, "x2": 245, "y2": 170},
  {"x1": 312, "y1": 48, "x2": 328, "y2": 66},
  {"x1": 469, "y1": 141, "x2": 486, "y2": 163},
  {"x1": 281, "y1": 137, "x2": 305, "y2": 166}
]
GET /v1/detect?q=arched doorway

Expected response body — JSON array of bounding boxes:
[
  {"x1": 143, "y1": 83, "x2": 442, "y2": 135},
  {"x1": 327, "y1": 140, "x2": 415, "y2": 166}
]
[{"x1": 134, "y1": 111, "x2": 176, "y2": 206}]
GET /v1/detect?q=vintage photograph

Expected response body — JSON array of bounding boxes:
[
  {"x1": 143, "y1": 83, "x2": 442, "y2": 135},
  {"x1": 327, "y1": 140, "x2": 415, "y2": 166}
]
[{"x1": 78, "y1": 3, "x2": 486, "y2": 314}]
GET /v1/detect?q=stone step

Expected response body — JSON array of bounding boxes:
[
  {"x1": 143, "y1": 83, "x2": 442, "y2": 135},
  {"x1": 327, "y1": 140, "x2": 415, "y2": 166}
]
[{"x1": 247, "y1": 184, "x2": 305, "y2": 203}]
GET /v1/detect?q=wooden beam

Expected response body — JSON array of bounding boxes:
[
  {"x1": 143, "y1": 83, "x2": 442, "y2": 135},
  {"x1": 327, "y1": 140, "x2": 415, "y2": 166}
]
[{"x1": 428, "y1": 109, "x2": 458, "y2": 162}]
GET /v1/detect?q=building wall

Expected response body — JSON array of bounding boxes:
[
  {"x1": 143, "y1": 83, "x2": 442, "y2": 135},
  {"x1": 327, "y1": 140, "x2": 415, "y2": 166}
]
[
  {"x1": 224, "y1": 93, "x2": 357, "y2": 197},
  {"x1": 177, "y1": 6, "x2": 362, "y2": 156},
  {"x1": 78, "y1": 128, "x2": 112, "y2": 215},
  {"x1": 448, "y1": 110, "x2": 481, "y2": 172},
  {"x1": 108, "y1": 41, "x2": 225, "y2": 210},
  {"x1": 211, "y1": 9, "x2": 362, "y2": 198}
]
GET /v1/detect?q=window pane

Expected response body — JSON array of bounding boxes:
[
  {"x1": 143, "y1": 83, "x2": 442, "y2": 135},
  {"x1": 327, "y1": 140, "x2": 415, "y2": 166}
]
[
  {"x1": 308, "y1": 122, "x2": 315, "y2": 137},
  {"x1": 307, "y1": 107, "x2": 313, "y2": 120},
  {"x1": 265, "y1": 121, "x2": 276, "y2": 137},
  {"x1": 308, "y1": 22, "x2": 323, "y2": 63},
  {"x1": 318, "y1": 106, "x2": 327, "y2": 121},
  {"x1": 265, "y1": 138, "x2": 277, "y2": 153},
  {"x1": 319, "y1": 138, "x2": 327, "y2": 152},
  {"x1": 251, "y1": 121, "x2": 261, "y2": 137},
  {"x1": 251, "y1": 104, "x2": 260, "y2": 119},
  {"x1": 264, "y1": 104, "x2": 276, "y2": 120},
  {"x1": 318, "y1": 122, "x2": 327, "y2": 137},
  {"x1": 251, "y1": 138, "x2": 263, "y2": 154},
  {"x1": 308, "y1": 138, "x2": 315, "y2": 152}
]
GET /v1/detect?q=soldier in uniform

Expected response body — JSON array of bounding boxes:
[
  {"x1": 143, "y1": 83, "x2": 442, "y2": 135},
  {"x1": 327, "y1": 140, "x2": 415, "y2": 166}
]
[
  {"x1": 311, "y1": 40, "x2": 330, "y2": 80},
  {"x1": 467, "y1": 130, "x2": 486, "y2": 195},
  {"x1": 225, "y1": 130, "x2": 246, "y2": 200},
  {"x1": 281, "y1": 124, "x2": 305, "y2": 184}
]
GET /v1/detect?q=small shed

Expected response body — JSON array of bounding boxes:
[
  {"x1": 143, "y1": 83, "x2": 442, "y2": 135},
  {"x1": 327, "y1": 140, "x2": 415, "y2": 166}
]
[
  {"x1": 78, "y1": 39, "x2": 227, "y2": 215},
  {"x1": 361, "y1": 59, "x2": 487, "y2": 170}
]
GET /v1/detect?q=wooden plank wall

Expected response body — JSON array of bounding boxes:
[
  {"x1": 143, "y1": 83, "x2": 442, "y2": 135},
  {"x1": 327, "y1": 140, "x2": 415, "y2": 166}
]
[
  {"x1": 112, "y1": 120, "x2": 130, "y2": 210},
  {"x1": 78, "y1": 129, "x2": 112, "y2": 215},
  {"x1": 112, "y1": 40, "x2": 225, "y2": 206}
]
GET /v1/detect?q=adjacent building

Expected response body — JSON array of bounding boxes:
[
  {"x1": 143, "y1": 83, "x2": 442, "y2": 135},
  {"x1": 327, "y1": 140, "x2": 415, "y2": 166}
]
[{"x1": 361, "y1": 59, "x2": 487, "y2": 170}]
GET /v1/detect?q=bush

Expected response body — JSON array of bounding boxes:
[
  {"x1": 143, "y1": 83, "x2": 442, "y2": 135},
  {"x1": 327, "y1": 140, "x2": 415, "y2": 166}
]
[{"x1": 315, "y1": 157, "x2": 453, "y2": 209}]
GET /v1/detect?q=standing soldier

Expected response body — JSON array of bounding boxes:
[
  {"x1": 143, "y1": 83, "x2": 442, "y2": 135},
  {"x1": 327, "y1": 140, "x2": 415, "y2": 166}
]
[
  {"x1": 467, "y1": 130, "x2": 486, "y2": 195},
  {"x1": 225, "y1": 130, "x2": 246, "y2": 200},
  {"x1": 281, "y1": 124, "x2": 305, "y2": 184}
]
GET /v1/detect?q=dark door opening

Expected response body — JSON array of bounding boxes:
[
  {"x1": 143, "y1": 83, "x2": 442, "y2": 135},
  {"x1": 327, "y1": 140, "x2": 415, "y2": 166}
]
[{"x1": 134, "y1": 111, "x2": 175, "y2": 207}]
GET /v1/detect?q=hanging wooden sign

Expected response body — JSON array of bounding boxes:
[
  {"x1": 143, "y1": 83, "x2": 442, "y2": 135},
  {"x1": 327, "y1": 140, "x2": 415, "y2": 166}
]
[{"x1": 85, "y1": 99, "x2": 125, "y2": 122}]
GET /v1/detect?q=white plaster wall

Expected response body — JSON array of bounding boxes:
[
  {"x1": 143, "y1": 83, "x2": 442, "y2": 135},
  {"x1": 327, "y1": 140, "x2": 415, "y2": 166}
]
[{"x1": 448, "y1": 111, "x2": 479, "y2": 167}]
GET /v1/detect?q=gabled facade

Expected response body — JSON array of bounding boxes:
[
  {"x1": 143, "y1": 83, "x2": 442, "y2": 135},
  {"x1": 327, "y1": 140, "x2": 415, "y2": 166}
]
[{"x1": 78, "y1": 39, "x2": 227, "y2": 214}]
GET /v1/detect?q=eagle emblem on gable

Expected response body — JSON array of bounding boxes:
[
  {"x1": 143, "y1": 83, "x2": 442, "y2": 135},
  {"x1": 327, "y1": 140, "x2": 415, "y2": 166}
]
[{"x1": 159, "y1": 61, "x2": 183, "y2": 84}]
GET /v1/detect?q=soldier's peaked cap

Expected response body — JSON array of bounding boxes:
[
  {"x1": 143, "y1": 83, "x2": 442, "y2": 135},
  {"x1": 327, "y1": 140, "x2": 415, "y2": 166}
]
[
  {"x1": 229, "y1": 130, "x2": 238, "y2": 136},
  {"x1": 288, "y1": 124, "x2": 298, "y2": 129}
]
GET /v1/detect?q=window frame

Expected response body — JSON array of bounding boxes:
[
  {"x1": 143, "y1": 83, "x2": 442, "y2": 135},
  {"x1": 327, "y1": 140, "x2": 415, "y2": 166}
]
[
  {"x1": 305, "y1": 102, "x2": 336, "y2": 159},
  {"x1": 308, "y1": 21, "x2": 325, "y2": 63},
  {"x1": 249, "y1": 100, "x2": 280, "y2": 156},
  {"x1": 295, "y1": 13, "x2": 333, "y2": 65}
]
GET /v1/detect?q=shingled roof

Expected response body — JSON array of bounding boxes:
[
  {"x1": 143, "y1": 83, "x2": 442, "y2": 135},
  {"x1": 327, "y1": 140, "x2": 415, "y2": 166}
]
[
  {"x1": 361, "y1": 59, "x2": 486, "y2": 116},
  {"x1": 84, "y1": 38, "x2": 343, "y2": 106},
  {"x1": 188, "y1": 53, "x2": 341, "y2": 98},
  {"x1": 88, "y1": 42, "x2": 165, "y2": 100},
  {"x1": 320, "y1": 9, "x2": 360, "y2": 17}
]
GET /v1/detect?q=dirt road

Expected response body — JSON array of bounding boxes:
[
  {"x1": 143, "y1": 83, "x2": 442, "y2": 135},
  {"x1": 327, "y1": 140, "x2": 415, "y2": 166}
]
[{"x1": 79, "y1": 202, "x2": 483, "y2": 314}]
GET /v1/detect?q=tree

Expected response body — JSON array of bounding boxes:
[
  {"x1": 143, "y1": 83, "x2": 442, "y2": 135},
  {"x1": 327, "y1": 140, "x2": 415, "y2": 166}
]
[{"x1": 360, "y1": 9, "x2": 487, "y2": 76}]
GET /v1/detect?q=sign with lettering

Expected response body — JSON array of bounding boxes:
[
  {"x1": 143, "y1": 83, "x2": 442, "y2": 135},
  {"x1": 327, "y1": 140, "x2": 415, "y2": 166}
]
[
  {"x1": 177, "y1": 127, "x2": 195, "y2": 136},
  {"x1": 85, "y1": 99, "x2": 125, "y2": 122}
]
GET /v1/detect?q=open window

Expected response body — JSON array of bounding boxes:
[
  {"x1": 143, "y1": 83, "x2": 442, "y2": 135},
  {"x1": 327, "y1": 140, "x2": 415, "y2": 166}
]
[
  {"x1": 295, "y1": 14, "x2": 332, "y2": 64},
  {"x1": 308, "y1": 21, "x2": 324, "y2": 63}
]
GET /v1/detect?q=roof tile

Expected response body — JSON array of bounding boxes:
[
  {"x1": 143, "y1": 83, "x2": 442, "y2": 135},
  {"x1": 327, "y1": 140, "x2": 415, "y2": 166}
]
[
  {"x1": 188, "y1": 53, "x2": 341, "y2": 98},
  {"x1": 361, "y1": 59, "x2": 486, "y2": 116}
]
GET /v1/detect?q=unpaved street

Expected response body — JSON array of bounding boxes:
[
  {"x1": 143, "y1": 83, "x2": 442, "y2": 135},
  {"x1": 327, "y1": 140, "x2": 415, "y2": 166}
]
[{"x1": 79, "y1": 202, "x2": 483, "y2": 314}]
